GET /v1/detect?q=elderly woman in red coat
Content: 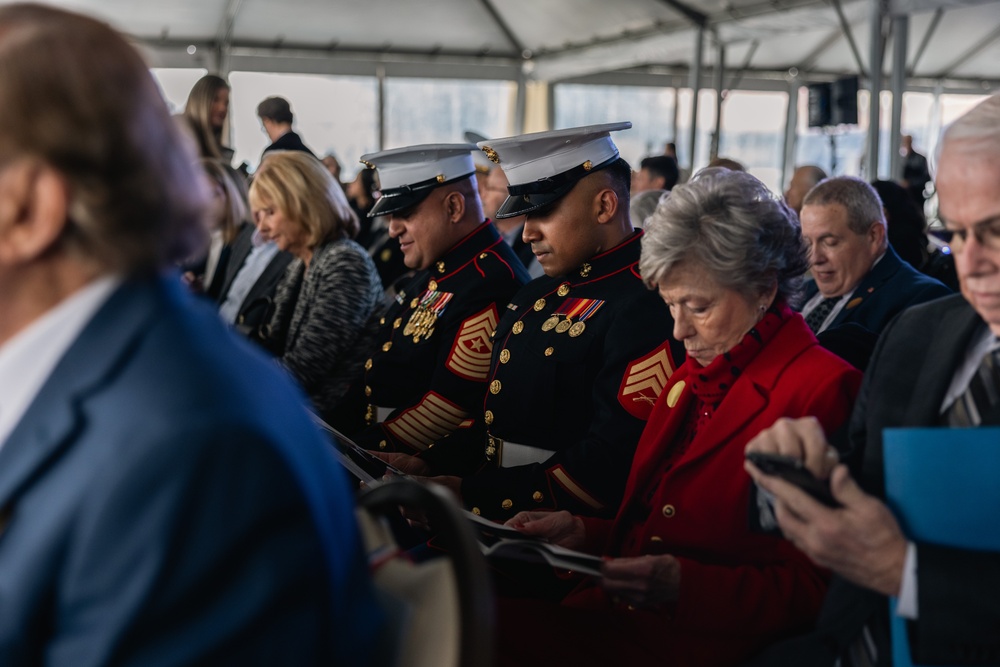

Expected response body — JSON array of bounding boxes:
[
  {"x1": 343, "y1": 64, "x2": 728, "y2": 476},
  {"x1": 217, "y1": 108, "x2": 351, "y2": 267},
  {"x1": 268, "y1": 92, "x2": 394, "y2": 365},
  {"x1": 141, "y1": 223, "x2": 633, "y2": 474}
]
[{"x1": 496, "y1": 168, "x2": 862, "y2": 667}]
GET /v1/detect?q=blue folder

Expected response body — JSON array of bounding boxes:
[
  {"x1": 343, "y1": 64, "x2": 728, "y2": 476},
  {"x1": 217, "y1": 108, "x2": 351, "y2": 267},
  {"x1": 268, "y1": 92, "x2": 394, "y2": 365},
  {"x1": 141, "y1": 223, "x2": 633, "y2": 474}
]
[{"x1": 883, "y1": 427, "x2": 1000, "y2": 667}]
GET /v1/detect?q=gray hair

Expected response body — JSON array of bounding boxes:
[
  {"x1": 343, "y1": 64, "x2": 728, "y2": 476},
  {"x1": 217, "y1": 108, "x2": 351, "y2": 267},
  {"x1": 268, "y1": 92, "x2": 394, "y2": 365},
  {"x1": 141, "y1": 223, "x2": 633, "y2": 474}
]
[
  {"x1": 941, "y1": 94, "x2": 1000, "y2": 157},
  {"x1": 629, "y1": 189, "x2": 667, "y2": 228},
  {"x1": 640, "y1": 168, "x2": 809, "y2": 306},
  {"x1": 802, "y1": 176, "x2": 887, "y2": 237}
]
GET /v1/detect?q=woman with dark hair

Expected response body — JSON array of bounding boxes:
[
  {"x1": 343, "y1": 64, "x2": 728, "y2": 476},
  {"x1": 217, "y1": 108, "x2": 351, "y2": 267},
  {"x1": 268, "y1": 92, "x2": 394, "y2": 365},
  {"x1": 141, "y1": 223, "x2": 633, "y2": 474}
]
[
  {"x1": 250, "y1": 151, "x2": 384, "y2": 426},
  {"x1": 181, "y1": 74, "x2": 234, "y2": 164},
  {"x1": 495, "y1": 168, "x2": 862, "y2": 667}
]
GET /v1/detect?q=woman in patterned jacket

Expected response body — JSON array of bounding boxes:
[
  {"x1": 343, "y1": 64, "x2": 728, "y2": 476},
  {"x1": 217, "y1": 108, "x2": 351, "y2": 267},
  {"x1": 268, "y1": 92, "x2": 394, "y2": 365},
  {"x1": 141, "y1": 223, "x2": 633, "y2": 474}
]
[{"x1": 250, "y1": 150, "x2": 384, "y2": 428}]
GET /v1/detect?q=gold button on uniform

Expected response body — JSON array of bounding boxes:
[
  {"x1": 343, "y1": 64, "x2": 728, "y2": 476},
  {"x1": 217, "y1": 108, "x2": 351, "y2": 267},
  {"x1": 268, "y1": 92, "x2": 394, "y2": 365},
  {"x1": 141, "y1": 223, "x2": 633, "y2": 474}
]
[
  {"x1": 484, "y1": 410, "x2": 494, "y2": 425},
  {"x1": 544, "y1": 347, "x2": 554, "y2": 356},
  {"x1": 428, "y1": 279, "x2": 438, "y2": 291},
  {"x1": 480, "y1": 253, "x2": 488, "y2": 259},
  {"x1": 364, "y1": 386, "x2": 372, "y2": 397},
  {"x1": 410, "y1": 298, "x2": 419, "y2": 308},
  {"x1": 379, "y1": 317, "x2": 386, "y2": 325},
  {"x1": 382, "y1": 342, "x2": 392, "y2": 352},
  {"x1": 499, "y1": 349, "x2": 511, "y2": 363},
  {"x1": 512, "y1": 321, "x2": 524, "y2": 334},
  {"x1": 501, "y1": 499, "x2": 513, "y2": 510},
  {"x1": 393, "y1": 318, "x2": 402, "y2": 329},
  {"x1": 666, "y1": 381, "x2": 686, "y2": 408},
  {"x1": 557, "y1": 283, "x2": 570, "y2": 296},
  {"x1": 378, "y1": 440, "x2": 387, "y2": 450},
  {"x1": 662, "y1": 504, "x2": 676, "y2": 518},
  {"x1": 490, "y1": 380, "x2": 502, "y2": 394},
  {"x1": 365, "y1": 358, "x2": 373, "y2": 370},
  {"x1": 472, "y1": 507, "x2": 481, "y2": 515},
  {"x1": 533, "y1": 298, "x2": 546, "y2": 311},
  {"x1": 532, "y1": 491, "x2": 544, "y2": 503}
]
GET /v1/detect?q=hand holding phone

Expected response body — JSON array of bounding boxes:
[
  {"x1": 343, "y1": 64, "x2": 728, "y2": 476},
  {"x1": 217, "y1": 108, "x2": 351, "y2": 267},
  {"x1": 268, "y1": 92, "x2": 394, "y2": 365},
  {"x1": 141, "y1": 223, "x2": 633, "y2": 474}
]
[{"x1": 745, "y1": 451, "x2": 841, "y2": 508}]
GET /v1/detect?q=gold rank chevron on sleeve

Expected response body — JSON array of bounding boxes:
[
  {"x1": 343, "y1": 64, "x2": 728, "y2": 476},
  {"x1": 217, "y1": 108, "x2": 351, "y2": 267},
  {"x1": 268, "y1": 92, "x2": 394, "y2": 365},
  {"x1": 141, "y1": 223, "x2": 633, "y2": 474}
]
[
  {"x1": 618, "y1": 340, "x2": 679, "y2": 419},
  {"x1": 384, "y1": 391, "x2": 475, "y2": 451},
  {"x1": 445, "y1": 305, "x2": 499, "y2": 381}
]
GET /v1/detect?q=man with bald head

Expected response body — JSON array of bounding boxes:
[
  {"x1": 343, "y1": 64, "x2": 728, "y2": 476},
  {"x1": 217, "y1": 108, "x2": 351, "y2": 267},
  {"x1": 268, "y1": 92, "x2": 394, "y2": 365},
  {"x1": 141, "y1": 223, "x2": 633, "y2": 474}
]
[
  {"x1": 745, "y1": 95, "x2": 1000, "y2": 666},
  {"x1": 784, "y1": 164, "x2": 827, "y2": 216}
]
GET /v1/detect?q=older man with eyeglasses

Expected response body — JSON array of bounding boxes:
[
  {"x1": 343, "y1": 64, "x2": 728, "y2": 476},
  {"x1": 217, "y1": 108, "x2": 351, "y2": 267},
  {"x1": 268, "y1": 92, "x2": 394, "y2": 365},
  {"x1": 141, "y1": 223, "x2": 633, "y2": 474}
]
[{"x1": 745, "y1": 94, "x2": 1000, "y2": 667}]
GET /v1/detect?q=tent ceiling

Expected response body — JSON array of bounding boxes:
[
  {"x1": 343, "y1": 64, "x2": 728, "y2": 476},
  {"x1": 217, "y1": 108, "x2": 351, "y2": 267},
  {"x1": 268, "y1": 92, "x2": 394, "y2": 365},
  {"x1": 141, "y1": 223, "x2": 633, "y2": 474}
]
[{"x1": 12, "y1": 0, "x2": 1000, "y2": 91}]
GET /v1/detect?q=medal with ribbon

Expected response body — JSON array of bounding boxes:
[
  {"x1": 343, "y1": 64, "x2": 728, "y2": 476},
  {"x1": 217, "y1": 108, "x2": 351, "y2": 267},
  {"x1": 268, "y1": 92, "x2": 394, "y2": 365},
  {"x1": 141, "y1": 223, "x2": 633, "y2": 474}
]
[
  {"x1": 542, "y1": 297, "x2": 604, "y2": 336},
  {"x1": 403, "y1": 289, "x2": 454, "y2": 342}
]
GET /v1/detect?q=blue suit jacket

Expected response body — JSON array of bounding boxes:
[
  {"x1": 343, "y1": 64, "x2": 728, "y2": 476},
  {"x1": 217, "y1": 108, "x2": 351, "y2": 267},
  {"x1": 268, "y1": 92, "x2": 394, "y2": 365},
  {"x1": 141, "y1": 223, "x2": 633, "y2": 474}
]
[
  {"x1": 0, "y1": 276, "x2": 383, "y2": 666},
  {"x1": 802, "y1": 246, "x2": 951, "y2": 335}
]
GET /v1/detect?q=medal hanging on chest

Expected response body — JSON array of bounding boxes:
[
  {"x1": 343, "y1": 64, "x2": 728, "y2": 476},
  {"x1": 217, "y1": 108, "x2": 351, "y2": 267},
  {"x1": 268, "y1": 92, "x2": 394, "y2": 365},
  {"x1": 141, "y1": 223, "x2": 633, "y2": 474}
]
[
  {"x1": 403, "y1": 289, "x2": 454, "y2": 342},
  {"x1": 544, "y1": 297, "x2": 605, "y2": 336}
]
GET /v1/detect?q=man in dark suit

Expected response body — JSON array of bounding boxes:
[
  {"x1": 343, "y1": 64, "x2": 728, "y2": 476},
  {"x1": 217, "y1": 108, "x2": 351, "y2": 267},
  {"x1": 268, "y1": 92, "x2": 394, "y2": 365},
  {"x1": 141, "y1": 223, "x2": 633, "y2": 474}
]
[
  {"x1": 0, "y1": 6, "x2": 383, "y2": 665},
  {"x1": 745, "y1": 94, "x2": 1000, "y2": 666},
  {"x1": 798, "y1": 176, "x2": 950, "y2": 367},
  {"x1": 216, "y1": 221, "x2": 294, "y2": 341},
  {"x1": 257, "y1": 96, "x2": 316, "y2": 159}
]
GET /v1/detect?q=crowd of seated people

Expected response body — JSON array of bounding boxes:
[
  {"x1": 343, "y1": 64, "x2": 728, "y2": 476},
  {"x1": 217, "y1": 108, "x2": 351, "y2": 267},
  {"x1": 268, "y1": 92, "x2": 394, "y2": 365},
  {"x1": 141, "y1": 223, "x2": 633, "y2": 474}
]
[
  {"x1": 164, "y1": 69, "x2": 990, "y2": 665},
  {"x1": 6, "y1": 3, "x2": 998, "y2": 662}
]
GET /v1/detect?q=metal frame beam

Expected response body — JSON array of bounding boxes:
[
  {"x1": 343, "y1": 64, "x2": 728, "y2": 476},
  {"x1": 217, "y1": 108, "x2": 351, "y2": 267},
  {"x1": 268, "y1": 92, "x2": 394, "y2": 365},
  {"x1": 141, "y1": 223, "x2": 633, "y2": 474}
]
[
  {"x1": 907, "y1": 7, "x2": 943, "y2": 76},
  {"x1": 933, "y1": 23, "x2": 1000, "y2": 78},
  {"x1": 479, "y1": 0, "x2": 528, "y2": 56},
  {"x1": 889, "y1": 14, "x2": 908, "y2": 179},
  {"x1": 780, "y1": 80, "x2": 800, "y2": 190},
  {"x1": 831, "y1": 0, "x2": 868, "y2": 79},
  {"x1": 865, "y1": 0, "x2": 886, "y2": 180},
  {"x1": 655, "y1": 0, "x2": 707, "y2": 27},
  {"x1": 687, "y1": 26, "x2": 705, "y2": 172},
  {"x1": 726, "y1": 39, "x2": 759, "y2": 92},
  {"x1": 800, "y1": 28, "x2": 843, "y2": 72},
  {"x1": 711, "y1": 37, "x2": 726, "y2": 160}
]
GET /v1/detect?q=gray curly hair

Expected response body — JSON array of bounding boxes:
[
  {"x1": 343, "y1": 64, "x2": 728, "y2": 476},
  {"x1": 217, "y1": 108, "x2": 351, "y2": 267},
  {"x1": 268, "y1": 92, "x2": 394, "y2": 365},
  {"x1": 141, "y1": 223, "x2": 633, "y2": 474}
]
[{"x1": 639, "y1": 167, "x2": 810, "y2": 307}]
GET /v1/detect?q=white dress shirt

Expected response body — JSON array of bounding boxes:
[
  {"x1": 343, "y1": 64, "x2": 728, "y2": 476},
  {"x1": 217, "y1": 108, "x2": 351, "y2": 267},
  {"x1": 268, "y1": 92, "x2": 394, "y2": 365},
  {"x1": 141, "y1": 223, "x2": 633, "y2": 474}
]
[{"x1": 0, "y1": 275, "x2": 120, "y2": 450}]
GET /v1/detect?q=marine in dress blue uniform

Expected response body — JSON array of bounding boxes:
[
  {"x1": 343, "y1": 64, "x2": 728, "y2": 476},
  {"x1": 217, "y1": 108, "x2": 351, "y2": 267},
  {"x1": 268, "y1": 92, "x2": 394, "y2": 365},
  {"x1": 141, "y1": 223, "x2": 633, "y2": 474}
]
[
  {"x1": 350, "y1": 144, "x2": 530, "y2": 452},
  {"x1": 421, "y1": 123, "x2": 686, "y2": 520}
]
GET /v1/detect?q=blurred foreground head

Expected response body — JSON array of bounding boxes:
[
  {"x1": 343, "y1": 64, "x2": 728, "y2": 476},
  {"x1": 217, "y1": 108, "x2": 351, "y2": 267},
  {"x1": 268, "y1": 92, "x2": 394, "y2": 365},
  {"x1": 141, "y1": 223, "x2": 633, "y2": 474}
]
[{"x1": 0, "y1": 3, "x2": 207, "y2": 276}]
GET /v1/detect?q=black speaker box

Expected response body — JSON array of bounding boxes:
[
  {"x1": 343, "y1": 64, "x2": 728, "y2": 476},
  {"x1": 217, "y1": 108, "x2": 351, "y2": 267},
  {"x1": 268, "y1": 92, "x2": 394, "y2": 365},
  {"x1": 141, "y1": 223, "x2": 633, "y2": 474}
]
[
  {"x1": 807, "y1": 83, "x2": 832, "y2": 128},
  {"x1": 832, "y1": 76, "x2": 859, "y2": 126}
]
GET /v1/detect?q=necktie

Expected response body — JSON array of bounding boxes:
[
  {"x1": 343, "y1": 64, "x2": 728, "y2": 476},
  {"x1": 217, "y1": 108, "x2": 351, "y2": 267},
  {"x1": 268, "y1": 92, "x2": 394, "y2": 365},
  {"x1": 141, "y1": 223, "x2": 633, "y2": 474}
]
[
  {"x1": 947, "y1": 344, "x2": 1000, "y2": 427},
  {"x1": 805, "y1": 297, "x2": 840, "y2": 334}
]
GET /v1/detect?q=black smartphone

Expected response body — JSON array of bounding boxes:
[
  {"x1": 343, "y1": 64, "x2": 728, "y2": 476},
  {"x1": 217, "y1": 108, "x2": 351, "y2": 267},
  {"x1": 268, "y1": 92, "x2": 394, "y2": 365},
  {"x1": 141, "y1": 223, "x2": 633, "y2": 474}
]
[{"x1": 745, "y1": 452, "x2": 840, "y2": 508}]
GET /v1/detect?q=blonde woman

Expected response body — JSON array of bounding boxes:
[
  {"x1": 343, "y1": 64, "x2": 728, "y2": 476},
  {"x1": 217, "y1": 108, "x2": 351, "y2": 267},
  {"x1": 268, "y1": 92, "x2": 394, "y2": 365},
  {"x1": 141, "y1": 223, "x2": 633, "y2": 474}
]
[{"x1": 250, "y1": 151, "x2": 383, "y2": 426}]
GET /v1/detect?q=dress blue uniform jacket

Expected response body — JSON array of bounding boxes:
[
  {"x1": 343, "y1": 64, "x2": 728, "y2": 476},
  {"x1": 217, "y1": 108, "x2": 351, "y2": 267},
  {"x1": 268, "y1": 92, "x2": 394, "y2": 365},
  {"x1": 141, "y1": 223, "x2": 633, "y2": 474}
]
[
  {"x1": 0, "y1": 276, "x2": 383, "y2": 666},
  {"x1": 801, "y1": 245, "x2": 951, "y2": 334}
]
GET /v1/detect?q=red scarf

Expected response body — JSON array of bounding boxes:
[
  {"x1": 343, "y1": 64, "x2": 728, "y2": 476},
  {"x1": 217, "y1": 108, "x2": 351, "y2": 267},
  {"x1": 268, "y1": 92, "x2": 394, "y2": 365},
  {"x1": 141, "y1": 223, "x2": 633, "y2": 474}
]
[{"x1": 639, "y1": 300, "x2": 792, "y2": 506}]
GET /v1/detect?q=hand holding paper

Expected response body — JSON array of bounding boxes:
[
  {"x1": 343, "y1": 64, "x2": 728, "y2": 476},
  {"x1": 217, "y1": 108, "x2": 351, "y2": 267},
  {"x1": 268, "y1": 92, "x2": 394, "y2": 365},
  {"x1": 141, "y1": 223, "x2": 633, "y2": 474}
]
[{"x1": 505, "y1": 510, "x2": 587, "y2": 550}]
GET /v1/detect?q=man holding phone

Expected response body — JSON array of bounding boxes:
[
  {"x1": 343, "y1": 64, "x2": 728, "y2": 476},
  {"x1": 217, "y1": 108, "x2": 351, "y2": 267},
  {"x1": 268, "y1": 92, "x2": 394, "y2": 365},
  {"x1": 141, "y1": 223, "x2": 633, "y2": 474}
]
[{"x1": 745, "y1": 95, "x2": 1000, "y2": 666}]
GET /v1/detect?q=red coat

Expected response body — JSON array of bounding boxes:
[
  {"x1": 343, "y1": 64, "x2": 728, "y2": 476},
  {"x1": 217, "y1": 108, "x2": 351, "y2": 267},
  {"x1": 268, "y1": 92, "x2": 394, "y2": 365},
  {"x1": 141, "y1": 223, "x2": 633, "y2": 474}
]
[{"x1": 564, "y1": 314, "x2": 862, "y2": 666}]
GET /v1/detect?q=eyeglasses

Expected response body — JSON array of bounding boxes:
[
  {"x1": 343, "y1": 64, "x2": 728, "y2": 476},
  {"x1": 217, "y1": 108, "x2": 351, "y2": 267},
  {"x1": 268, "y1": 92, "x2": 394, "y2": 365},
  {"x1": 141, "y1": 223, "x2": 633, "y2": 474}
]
[{"x1": 939, "y1": 216, "x2": 1000, "y2": 253}]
